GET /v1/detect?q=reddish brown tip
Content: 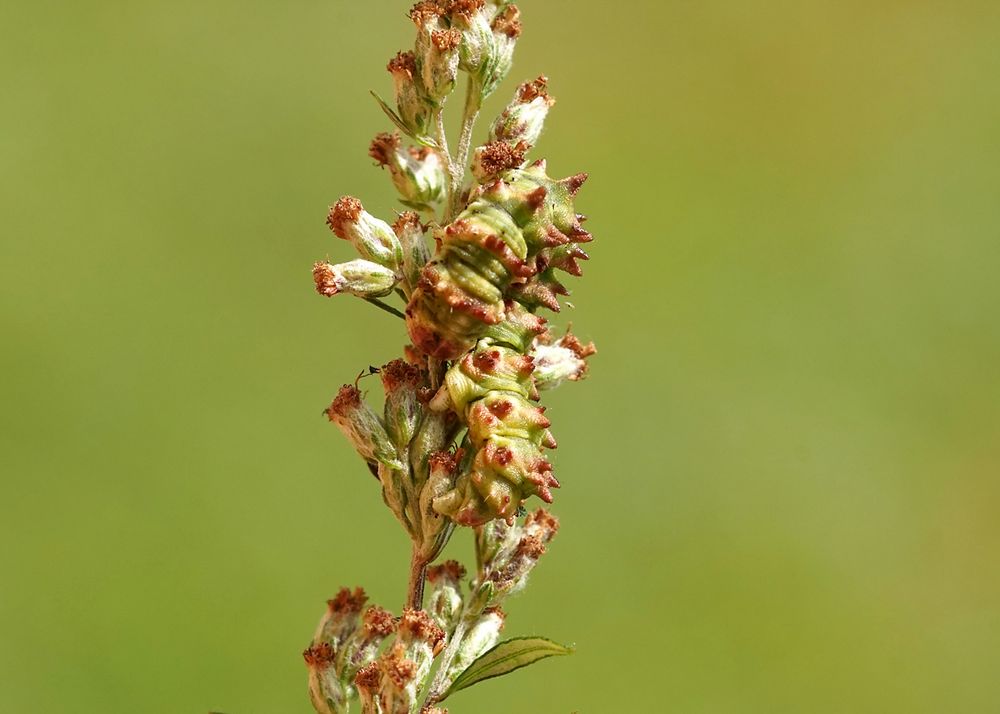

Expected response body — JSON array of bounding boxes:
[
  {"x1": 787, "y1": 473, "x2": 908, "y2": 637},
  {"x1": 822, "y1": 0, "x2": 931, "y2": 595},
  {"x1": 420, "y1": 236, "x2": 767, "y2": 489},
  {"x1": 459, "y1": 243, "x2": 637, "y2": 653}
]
[{"x1": 327, "y1": 196, "x2": 363, "y2": 239}]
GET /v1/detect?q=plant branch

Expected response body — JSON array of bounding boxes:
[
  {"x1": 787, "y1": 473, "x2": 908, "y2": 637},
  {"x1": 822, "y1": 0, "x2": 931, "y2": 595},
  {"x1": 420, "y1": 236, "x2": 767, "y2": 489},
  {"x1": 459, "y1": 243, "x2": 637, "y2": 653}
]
[
  {"x1": 406, "y1": 545, "x2": 429, "y2": 611},
  {"x1": 363, "y1": 297, "x2": 406, "y2": 320},
  {"x1": 447, "y1": 76, "x2": 483, "y2": 220},
  {"x1": 434, "y1": 109, "x2": 454, "y2": 224},
  {"x1": 422, "y1": 611, "x2": 472, "y2": 708}
]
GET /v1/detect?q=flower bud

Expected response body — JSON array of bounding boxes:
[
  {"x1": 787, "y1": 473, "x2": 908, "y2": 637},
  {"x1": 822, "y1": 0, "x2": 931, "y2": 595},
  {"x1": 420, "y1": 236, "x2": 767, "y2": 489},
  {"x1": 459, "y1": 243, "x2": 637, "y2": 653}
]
[
  {"x1": 325, "y1": 385, "x2": 405, "y2": 471},
  {"x1": 378, "y1": 642, "x2": 420, "y2": 714},
  {"x1": 417, "y1": 448, "x2": 464, "y2": 560},
  {"x1": 531, "y1": 330, "x2": 597, "y2": 390},
  {"x1": 410, "y1": 4, "x2": 461, "y2": 104},
  {"x1": 393, "y1": 211, "x2": 431, "y2": 294},
  {"x1": 327, "y1": 196, "x2": 403, "y2": 269},
  {"x1": 448, "y1": 1, "x2": 495, "y2": 77},
  {"x1": 312, "y1": 259, "x2": 398, "y2": 299},
  {"x1": 343, "y1": 605, "x2": 397, "y2": 677},
  {"x1": 388, "y1": 51, "x2": 434, "y2": 138},
  {"x1": 305, "y1": 587, "x2": 370, "y2": 714},
  {"x1": 490, "y1": 76, "x2": 555, "y2": 147},
  {"x1": 425, "y1": 560, "x2": 466, "y2": 630},
  {"x1": 380, "y1": 359, "x2": 426, "y2": 450},
  {"x1": 398, "y1": 608, "x2": 446, "y2": 684},
  {"x1": 445, "y1": 607, "x2": 505, "y2": 682},
  {"x1": 304, "y1": 642, "x2": 348, "y2": 714},
  {"x1": 483, "y1": 509, "x2": 559, "y2": 598},
  {"x1": 482, "y1": 4, "x2": 520, "y2": 97},
  {"x1": 313, "y1": 587, "x2": 368, "y2": 651},
  {"x1": 370, "y1": 132, "x2": 446, "y2": 207},
  {"x1": 353, "y1": 662, "x2": 382, "y2": 713}
]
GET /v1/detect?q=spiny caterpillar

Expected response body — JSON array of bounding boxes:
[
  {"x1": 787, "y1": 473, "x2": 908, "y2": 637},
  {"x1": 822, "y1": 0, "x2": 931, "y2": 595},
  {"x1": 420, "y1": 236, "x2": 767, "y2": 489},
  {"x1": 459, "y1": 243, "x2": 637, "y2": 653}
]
[
  {"x1": 429, "y1": 304, "x2": 563, "y2": 525},
  {"x1": 405, "y1": 159, "x2": 591, "y2": 360}
]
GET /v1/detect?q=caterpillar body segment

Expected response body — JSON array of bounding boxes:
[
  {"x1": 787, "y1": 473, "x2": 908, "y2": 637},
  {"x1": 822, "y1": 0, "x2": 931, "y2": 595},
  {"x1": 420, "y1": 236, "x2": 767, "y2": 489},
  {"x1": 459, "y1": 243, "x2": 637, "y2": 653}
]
[
  {"x1": 430, "y1": 305, "x2": 560, "y2": 526},
  {"x1": 406, "y1": 160, "x2": 591, "y2": 360}
]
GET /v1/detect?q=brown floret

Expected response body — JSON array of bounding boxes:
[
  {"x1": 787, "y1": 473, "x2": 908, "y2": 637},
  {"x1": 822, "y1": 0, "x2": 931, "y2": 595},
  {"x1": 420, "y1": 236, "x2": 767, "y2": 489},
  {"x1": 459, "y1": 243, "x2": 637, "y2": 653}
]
[
  {"x1": 380, "y1": 359, "x2": 424, "y2": 391},
  {"x1": 410, "y1": 1, "x2": 445, "y2": 27},
  {"x1": 477, "y1": 140, "x2": 528, "y2": 176},
  {"x1": 431, "y1": 28, "x2": 462, "y2": 52},
  {"x1": 354, "y1": 661, "x2": 381, "y2": 692},
  {"x1": 516, "y1": 533, "x2": 547, "y2": 560},
  {"x1": 387, "y1": 51, "x2": 418, "y2": 79},
  {"x1": 518, "y1": 75, "x2": 551, "y2": 103},
  {"x1": 446, "y1": 0, "x2": 485, "y2": 22},
  {"x1": 313, "y1": 262, "x2": 338, "y2": 297},
  {"x1": 399, "y1": 608, "x2": 446, "y2": 648},
  {"x1": 327, "y1": 196, "x2": 363, "y2": 239},
  {"x1": 327, "y1": 586, "x2": 368, "y2": 613},
  {"x1": 325, "y1": 386, "x2": 363, "y2": 421},
  {"x1": 369, "y1": 132, "x2": 401, "y2": 166},
  {"x1": 392, "y1": 211, "x2": 423, "y2": 238},
  {"x1": 492, "y1": 4, "x2": 522, "y2": 38},
  {"x1": 302, "y1": 642, "x2": 336, "y2": 668},
  {"x1": 363, "y1": 605, "x2": 398, "y2": 637},
  {"x1": 525, "y1": 508, "x2": 560, "y2": 539}
]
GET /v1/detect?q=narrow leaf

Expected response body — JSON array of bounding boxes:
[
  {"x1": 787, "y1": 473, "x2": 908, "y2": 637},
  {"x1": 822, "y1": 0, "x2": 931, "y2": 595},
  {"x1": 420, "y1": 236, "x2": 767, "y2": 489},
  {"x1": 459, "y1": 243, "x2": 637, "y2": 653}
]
[
  {"x1": 442, "y1": 637, "x2": 573, "y2": 700},
  {"x1": 369, "y1": 91, "x2": 439, "y2": 149}
]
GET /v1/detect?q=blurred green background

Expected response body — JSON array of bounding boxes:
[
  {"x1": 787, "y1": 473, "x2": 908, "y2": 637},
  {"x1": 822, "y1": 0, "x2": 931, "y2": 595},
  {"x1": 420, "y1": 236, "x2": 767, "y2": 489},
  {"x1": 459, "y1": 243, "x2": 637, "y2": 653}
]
[{"x1": 3, "y1": 0, "x2": 999, "y2": 711}]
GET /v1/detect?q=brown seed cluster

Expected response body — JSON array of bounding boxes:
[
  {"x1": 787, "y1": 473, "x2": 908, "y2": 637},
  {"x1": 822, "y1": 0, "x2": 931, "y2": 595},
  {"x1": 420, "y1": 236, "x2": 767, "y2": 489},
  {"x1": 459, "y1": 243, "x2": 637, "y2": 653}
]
[
  {"x1": 383, "y1": 642, "x2": 419, "y2": 687},
  {"x1": 409, "y1": 0, "x2": 445, "y2": 26},
  {"x1": 447, "y1": 0, "x2": 485, "y2": 22},
  {"x1": 312, "y1": 262, "x2": 339, "y2": 297},
  {"x1": 518, "y1": 75, "x2": 551, "y2": 103},
  {"x1": 399, "y1": 607, "x2": 446, "y2": 648},
  {"x1": 387, "y1": 51, "x2": 418, "y2": 79},
  {"x1": 380, "y1": 358, "x2": 424, "y2": 391},
  {"x1": 354, "y1": 661, "x2": 381, "y2": 692},
  {"x1": 431, "y1": 28, "x2": 462, "y2": 52},
  {"x1": 363, "y1": 605, "x2": 398, "y2": 637},
  {"x1": 327, "y1": 196, "x2": 363, "y2": 240},
  {"x1": 516, "y1": 533, "x2": 547, "y2": 560},
  {"x1": 325, "y1": 385, "x2": 363, "y2": 422},
  {"x1": 393, "y1": 211, "x2": 423, "y2": 238},
  {"x1": 327, "y1": 586, "x2": 368, "y2": 614},
  {"x1": 302, "y1": 642, "x2": 336, "y2": 668},
  {"x1": 477, "y1": 140, "x2": 528, "y2": 176},
  {"x1": 492, "y1": 4, "x2": 522, "y2": 38},
  {"x1": 525, "y1": 507, "x2": 560, "y2": 533},
  {"x1": 369, "y1": 132, "x2": 401, "y2": 166}
]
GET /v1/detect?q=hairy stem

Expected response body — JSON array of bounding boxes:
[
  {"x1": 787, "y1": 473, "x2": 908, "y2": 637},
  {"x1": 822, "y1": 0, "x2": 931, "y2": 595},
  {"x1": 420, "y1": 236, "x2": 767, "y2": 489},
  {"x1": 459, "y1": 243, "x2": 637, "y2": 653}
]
[
  {"x1": 422, "y1": 612, "x2": 472, "y2": 707},
  {"x1": 434, "y1": 109, "x2": 454, "y2": 224},
  {"x1": 447, "y1": 76, "x2": 483, "y2": 220},
  {"x1": 406, "y1": 546, "x2": 428, "y2": 611}
]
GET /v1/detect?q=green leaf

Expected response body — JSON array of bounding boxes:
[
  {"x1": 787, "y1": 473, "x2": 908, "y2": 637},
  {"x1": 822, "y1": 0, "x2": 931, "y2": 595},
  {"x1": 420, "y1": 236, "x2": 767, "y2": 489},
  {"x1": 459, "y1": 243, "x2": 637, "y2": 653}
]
[
  {"x1": 369, "y1": 91, "x2": 439, "y2": 149},
  {"x1": 442, "y1": 637, "x2": 573, "y2": 700}
]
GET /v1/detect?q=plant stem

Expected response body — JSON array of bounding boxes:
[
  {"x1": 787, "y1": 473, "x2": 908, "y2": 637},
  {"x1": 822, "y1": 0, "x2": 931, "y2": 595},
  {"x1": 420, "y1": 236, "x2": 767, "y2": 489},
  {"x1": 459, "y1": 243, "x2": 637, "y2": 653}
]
[
  {"x1": 422, "y1": 613, "x2": 472, "y2": 707},
  {"x1": 406, "y1": 546, "x2": 428, "y2": 611},
  {"x1": 447, "y1": 76, "x2": 483, "y2": 220},
  {"x1": 363, "y1": 297, "x2": 406, "y2": 320},
  {"x1": 434, "y1": 109, "x2": 454, "y2": 224}
]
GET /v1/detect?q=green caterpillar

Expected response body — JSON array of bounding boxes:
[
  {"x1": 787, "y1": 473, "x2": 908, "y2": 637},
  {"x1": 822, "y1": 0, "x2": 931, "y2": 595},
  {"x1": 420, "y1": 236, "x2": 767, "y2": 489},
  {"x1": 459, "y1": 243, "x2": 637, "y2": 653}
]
[
  {"x1": 405, "y1": 159, "x2": 591, "y2": 360},
  {"x1": 430, "y1": 304, "x2": 561, "y2": 525}
]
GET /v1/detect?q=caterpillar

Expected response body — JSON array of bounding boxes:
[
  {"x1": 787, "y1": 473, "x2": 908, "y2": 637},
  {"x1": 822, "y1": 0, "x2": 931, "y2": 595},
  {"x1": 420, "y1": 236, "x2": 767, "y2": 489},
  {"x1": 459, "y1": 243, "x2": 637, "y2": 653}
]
[
  {"x1": 429, "y1": 303, "x2": 563, "y2": 525},
  {"x1": 405, "y1": 159, "x2": 591, "y2": 360}
]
